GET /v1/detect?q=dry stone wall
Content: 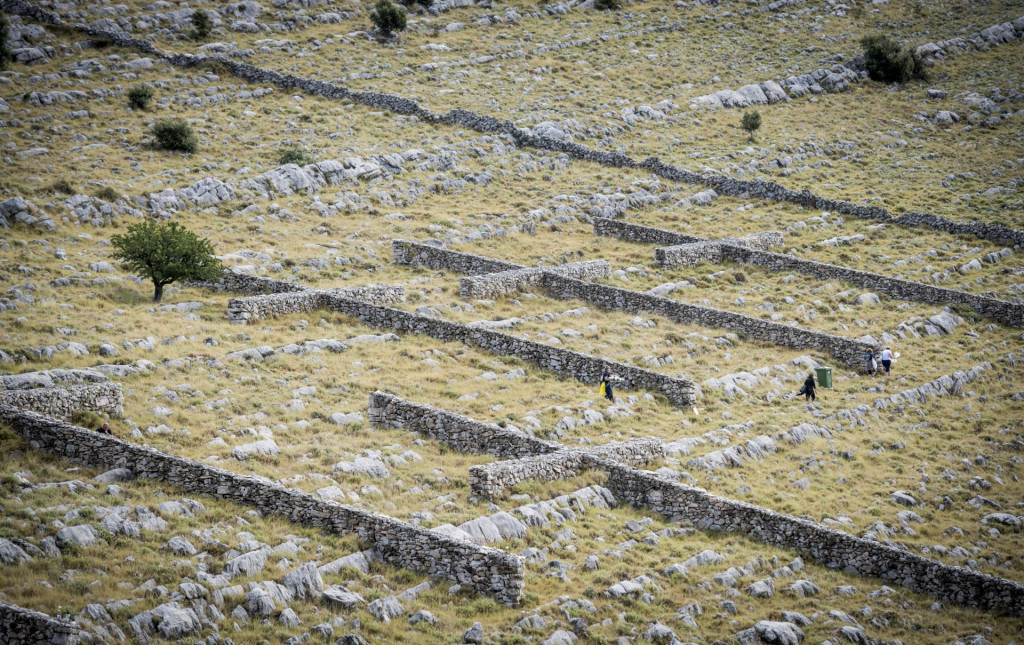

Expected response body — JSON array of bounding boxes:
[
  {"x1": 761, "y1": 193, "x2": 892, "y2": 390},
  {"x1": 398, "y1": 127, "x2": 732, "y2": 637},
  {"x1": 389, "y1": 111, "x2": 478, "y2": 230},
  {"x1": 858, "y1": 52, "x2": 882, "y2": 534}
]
[
  {"x1": 0, "y1": 601, "x2": 80, "y2": 645},
  {"x1": 602, "y1": 218, "x2": 1024, "y2": 328},
  {"x1": 459, "y1": 261, "x2": 610, "y2": 299},
  {"x1": 721, "y1": 245, "x2": 1024, "y2": 328},
  {"x1": 4, "y1": 0, "x2": 1024, "y2": 249},
  {"x1": 593, "y1": 455, "x2": 1024, "y2": 617},
  {"x1": 368, "y1": 395, "x2": 1024, "y2": 616},
  {"x1": 392, "y1": 239, "x2": 865, "y2": 365},
  {"x1": 319, "y1": 294, "x2": 700, "y2": 407},
  {"x1": 368, "y1": 391, "x2": 559, "y2": 458},
  {"x1": 226, "y1": 290, "x2": 698, "y2": 405},
  {"x1": 392, "y1": 240, "x2": 520, "y2": 275},
  {"x1": 539, "y1": 273, "x2": 873, "y2": 367},
  {"x1": 0, "y1": 382, "x2": 123, "y2": 419},
  {"x1": 0, "y1": 406, "x2": 525, "y2": 605},
  {"x1": 225, "y1": 285, "x2": 404, "y2": 323}
]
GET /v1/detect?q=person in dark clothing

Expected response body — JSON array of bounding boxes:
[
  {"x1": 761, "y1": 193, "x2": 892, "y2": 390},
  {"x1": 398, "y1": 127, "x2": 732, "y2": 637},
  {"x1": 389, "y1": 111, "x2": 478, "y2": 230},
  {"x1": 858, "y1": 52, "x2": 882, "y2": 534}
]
[
  {"x1": 601, "y1": 366, "x2": 615, "y2": 402},
  {"x1": 798, "y1": 373, "x2": 816, "y2": 402},
  {"x1": 98, "y1": 422, "x2": 113, "y2": 436}
]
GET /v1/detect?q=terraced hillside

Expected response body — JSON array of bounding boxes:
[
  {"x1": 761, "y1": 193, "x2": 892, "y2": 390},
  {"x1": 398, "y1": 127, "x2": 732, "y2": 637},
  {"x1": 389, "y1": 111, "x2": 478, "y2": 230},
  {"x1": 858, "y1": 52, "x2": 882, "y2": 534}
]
[{"x1": 1, "y1": 0, "x2": 1023, "y2": 643}]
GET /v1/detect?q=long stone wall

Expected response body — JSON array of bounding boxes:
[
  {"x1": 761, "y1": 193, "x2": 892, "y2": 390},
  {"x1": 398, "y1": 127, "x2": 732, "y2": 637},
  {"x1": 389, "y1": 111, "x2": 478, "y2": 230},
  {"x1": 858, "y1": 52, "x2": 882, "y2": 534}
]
[
  {"x1": 393, "y1": 239, "x2": 867, "y2": 366},
  {"x1": 0, "y1": 382, "x2": 123, "y2": 419},
  {"x1": 593, "y1": 218, "x2": 783, "y2": 252},
  {"x1": 368, "y1": 394, "x2": 1024, "y2": 616},
  {"x1": 392, "y1": 240, "x2": 521, "y2": 275},
  {"x1": 368, "y1": 392, "x2": 663, "y2": 498},
  {"x1": 368, "y1": 391, "x2": 560, "y2": 458},
  {"x1": 592, "y1": 455, "x2": 1024, "y2": 617},
  {"x1": 320, "y1": 294, "x2": 700, "y2": 406},
  {"x1": 226, "y1": 289, "x2": 698, "y2": 406},
  {"x1": 540, "y1": 272, "x2": 872, "y2": 367},
  {"x1": 459, "y1": 261, "x2": 610, "y2": 299},
  {"x1": 5, "y1": 0, "x2": 1022, "y2": 248},
  {"x1": 721, "y1": 245, "x2": 1024, "y2": 328},
  {"x1": 0, "y1": 601, "x2": 79, "y2": 645},
  {"x1": 0, "y1": 406, "x2": 525, "y2": 605},
  {"x1": 599, "y1": 217, "x2": 1024, "y2": 328}
]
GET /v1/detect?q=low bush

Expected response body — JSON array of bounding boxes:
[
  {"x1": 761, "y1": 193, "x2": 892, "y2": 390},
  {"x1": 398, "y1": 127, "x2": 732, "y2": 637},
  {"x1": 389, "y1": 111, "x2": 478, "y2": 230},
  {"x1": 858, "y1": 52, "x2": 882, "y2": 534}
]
[
  {"x1": 277, "y1": 145, "x2": 316, "y2": 166},
  {"x1": 372, "y1": 0, "x2": 407, "y2": 37},
  {"x1": 127, "y1": 84, "x2": 154, "y2": 111},
  {"x1": 152, "y1": 117, "x2": 199, "y2": 153},
  {"x1": 861, "y1": 33, "x2": 926, "y2": 83}
]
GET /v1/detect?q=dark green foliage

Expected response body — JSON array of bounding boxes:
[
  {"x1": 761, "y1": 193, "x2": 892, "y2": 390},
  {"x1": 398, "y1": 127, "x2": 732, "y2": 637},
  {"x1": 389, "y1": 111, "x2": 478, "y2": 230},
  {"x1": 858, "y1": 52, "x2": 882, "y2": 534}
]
[
  {"x1": 372, "y1": 0, "x2": 407, "y2": 37},
  {"x1": 152, "y1": 117, "x2": 199, "y2": 153},
  {"x1": 740, "y1": 110, "x2": 762, "y2": 142},
  {"x1": 192, "y1": 10, "x2": 212, "y2": 40},
  {"x1": 860, "y1": 33, "x2": 924, "y2": 83},
  {"x1": 94, "y1": 186, "x2": 121, "y2": 202},
  {"x1": 0, "y1": 13, "x2": 12, "y2": 71},
  {"x1": 277, "y1": 145, "x2": 316, "y2": 166},
  {"x1": 111, "y1": 221, "x2": 223, "y2": 302},
  {"x1": 127, "y1": 84, "x2": 154, "y2": 110},
  {"x1": 400, "y1": 0, "x2": 433, "y2": 8},
  {"x1": 594, "y1": 0, "x2": 621, "y2": 9},
  {"x1": 49, "y1": 179, "x2": 75, "y2": 195}
]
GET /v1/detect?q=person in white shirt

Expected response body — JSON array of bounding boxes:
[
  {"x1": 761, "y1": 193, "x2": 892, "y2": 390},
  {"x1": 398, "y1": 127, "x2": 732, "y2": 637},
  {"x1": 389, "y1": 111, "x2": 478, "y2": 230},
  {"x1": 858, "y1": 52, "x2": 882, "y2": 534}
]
[{"x1": 880, "y1": 347, "x2": 893, "y2": 374}]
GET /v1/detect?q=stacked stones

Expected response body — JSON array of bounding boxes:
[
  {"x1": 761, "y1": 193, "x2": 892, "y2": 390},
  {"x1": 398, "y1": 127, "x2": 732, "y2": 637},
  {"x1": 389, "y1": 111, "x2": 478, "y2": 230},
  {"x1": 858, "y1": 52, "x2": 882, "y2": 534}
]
[
  {"x1": 394, "y1": 239, "x2": 874, "y2": 368},
  {"x1": 0, "y1": 369, "x2": 123, "y2": 419},
  {"x1": 0, "y1": 406, "x2": 526, "y2": 605},
  {"x1": 0, "y1": 601, "x2": 80, "y2": 645},
  {"x1": 599, "y1": 218, "x2": 1024, "y2": 328},
  {"x1": 371, "y1": 394, "x2": 1024, "y2": 617},
  {"x1": 459, "y1": 261, "x2": 610, "y2": 300}
]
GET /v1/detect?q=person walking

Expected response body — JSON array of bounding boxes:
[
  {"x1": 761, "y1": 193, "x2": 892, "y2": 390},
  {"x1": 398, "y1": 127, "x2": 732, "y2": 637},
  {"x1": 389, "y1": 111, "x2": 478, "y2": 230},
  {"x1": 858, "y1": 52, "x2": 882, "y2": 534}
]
[
  {"x1": 798, "y1": 373, "x2": 817, "y2": 402},
  {"x1": 600, "y1": 366, "x2": 615, "y2": 403},
  {"x1": 880, "y1": 346, "x2": 894, "y2": 375},
  {"x1": 865, "y1": 349, "x2": 877, "y2": 377}
]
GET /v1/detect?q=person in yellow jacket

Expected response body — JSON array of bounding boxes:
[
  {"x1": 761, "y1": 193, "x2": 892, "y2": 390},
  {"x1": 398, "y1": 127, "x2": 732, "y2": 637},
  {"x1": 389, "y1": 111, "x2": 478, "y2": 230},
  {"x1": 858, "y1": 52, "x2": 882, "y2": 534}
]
[{"x1": 600, "y1": 366, "x2": 615, "y2": 402}]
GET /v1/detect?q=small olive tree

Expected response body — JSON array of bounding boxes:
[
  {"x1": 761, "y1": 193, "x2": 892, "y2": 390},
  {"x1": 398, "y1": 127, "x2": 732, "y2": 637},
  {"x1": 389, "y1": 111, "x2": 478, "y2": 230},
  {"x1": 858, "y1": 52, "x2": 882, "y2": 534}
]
[
  {"x1": 372, "y1": 0, "x2": 407, "y2": 37},
  {"x1": 741, "y1": 110, "x2": 762, "y2": 142},
  {"x1": 111, "y1": 221, "x2": 223, "y2": 302}
]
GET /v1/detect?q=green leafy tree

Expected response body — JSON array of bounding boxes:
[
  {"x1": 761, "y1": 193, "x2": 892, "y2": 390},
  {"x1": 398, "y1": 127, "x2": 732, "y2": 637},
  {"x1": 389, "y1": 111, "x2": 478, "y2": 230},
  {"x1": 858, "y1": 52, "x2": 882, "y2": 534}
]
[
  {"x1": 127, "y1": 84, "x2": 154, "y2": 110},
  {"x1": 152, "y1": 117, "x2": 199, "y2": 153},
  {"x1": 0, "y1": 12, "x2": 13, "y2": 70},
  {"x1": 111, "y1": 221, "x2": 223, "y2": 302},
  {"x1": 372, "y1": 0, "x2": 407, "y2": 37},
  {"x1": 192, "y1": 10, "x2": 212, "y2": 40},
  {"x1": 860, "y1": 33, "x2": 922, "y2": 83},
  {"x1": 740, "y1": 110, "x2": 762, "y2": 142}
]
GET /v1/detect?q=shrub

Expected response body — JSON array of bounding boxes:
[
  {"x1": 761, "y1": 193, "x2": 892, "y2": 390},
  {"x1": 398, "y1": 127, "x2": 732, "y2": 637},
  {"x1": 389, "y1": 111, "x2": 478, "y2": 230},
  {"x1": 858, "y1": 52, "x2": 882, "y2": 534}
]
[
  {"x1": 860, "y1": 33, "x2": 924, "y2": 83},
  {"x1": 94, "y1": 186, "x2": 121, "y2": 202},
  {"x1": 111, "y1": 221, "x2": 223, "y2": 302},
  {"x1": 127, "y1": 84, "x2": 154, "y2": 110},
  {"x1": 152, "y1": 117, "x2": 199, "y2": 153},
  {"x1": 277, "y1": 145, "x2": 316, "y2": 166},
  {"x1": 0, "y1": 13, "x2": 12, "y2": 71},
  {"x1": 740, "y1": 110, "x2": 762, "y2": 142},
  {"x1": 49, "y1": 179, "x2": 75, "y2": 195},
  {"x1": 192, "y1": 10, "x2": 212, "y2": 40},
  {"x1": 595, "y1": 0, "x2": 621, "y2": 9},
  {"x1": 400, "y1": 0, "x2": 433, "y2": 8},
  {"x1": 371, "y1": 0, "x2": 407, "y2": 37}
]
